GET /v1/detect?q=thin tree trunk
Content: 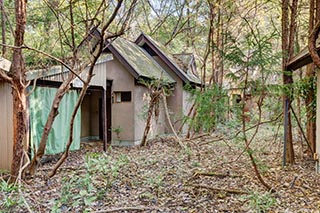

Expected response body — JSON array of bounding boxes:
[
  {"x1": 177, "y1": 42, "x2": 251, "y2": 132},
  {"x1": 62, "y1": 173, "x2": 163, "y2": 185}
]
[
  {"x1": 49, "y1": 73, "x2": 93, "y2": 177},
  {"x1": 304, "y1": 0, "x2": 317, "y2": 156},
  {"x1": 0, "y1": 0, "x2": 6, "y2": 56},
  {"x1": 141, "y1": 92, "x2": 161, "y2": 146},
  {"x1": 282, "y1": 0, "x2": 296, "y2": 165},
  {"x1": 9, "y1": 0, "x2": 28, "y2": 183},
  {"x1": 29, "y1": 75, "x2": 76, "y2": 175}
]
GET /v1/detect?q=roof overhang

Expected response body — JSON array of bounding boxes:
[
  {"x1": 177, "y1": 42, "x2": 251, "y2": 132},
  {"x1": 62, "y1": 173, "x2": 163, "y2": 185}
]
[
  {"x1": 286, "y1": 46, "x2": 320, "y2": 70},
  {"x1": 135, "y1": 33, "x2": 190, "y2": 83},
  {"x1": 104, "y1": 40, "x2": 140, "y2": 79}
]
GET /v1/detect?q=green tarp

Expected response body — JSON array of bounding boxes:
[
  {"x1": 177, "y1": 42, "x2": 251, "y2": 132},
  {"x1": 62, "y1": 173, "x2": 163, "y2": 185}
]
[{"x1": 29, "y1": 86, "x2": 81, "y2": 155}]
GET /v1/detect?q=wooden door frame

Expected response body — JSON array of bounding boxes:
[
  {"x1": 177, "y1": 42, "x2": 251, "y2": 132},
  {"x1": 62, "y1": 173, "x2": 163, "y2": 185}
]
[{"x1": 103, "y1": 80, "x2": 112, "y2": 151}]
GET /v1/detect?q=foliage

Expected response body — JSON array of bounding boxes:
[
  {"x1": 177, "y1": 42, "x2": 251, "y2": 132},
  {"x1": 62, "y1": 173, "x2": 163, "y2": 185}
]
[
  {"x1": 110, "y1": 126, "x2": 123, "y2": 138},
  {"x1": 243, "y1": 191, "x2": 276, "y2": 212},
  {"x1": 0, "y1": 179, "x2": 22, "y2": 212},
  {"x1": 185, "y1": 84, "x2": 228, "y2": 133},
  {"x1": 52, "y1": 152, "x2": 129, "y2": 211},
  {"x1": 293, "y1": 76, "x2": 317, "y2": 120}
]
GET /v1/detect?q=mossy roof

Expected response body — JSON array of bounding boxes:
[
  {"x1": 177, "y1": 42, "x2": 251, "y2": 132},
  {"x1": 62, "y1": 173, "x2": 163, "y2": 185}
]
[
  {"x1": 136, "y1": 33, "x2": 201, "y2": 85},
  {"x1": 108, "y1": 37, "x2": 175, "y2": 84}
]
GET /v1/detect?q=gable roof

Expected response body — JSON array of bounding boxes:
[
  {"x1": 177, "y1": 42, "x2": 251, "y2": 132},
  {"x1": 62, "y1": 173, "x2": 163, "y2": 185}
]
[
  {"x1": 135, "y1": 33, "x2": 201, "y2": 86},
  {"x1": 173, "y1": 53, "x2": 198, "y2": 77},
  {"x1": 105, "y1": 37, "x2": 175, "y2": 84}
]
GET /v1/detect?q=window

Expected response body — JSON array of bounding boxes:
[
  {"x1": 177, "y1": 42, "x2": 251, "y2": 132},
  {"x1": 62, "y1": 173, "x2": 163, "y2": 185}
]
[{"x1": 114, "y1": 91, "x2": 131, "y2": 103}]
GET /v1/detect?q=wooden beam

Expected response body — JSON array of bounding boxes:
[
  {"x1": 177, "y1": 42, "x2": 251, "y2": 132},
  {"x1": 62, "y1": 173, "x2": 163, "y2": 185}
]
[{"x1": 286, "y1": 46, "x2": 320, "y2": 71}]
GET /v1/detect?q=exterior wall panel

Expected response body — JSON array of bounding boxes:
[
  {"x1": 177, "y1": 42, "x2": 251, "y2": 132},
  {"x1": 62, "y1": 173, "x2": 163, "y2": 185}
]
[
  {"x1": 0, "y1": 82, "x2": 13, "y2": 170},
  {"x1": 134, "y1": 85, "x2": 166, "y2": 143},
  {"x1": 153, "y1": 56, "x2": 184, "y2": 132},
  {"x1": 102, "y1": 59, "x2": 135, "y2": 144}
]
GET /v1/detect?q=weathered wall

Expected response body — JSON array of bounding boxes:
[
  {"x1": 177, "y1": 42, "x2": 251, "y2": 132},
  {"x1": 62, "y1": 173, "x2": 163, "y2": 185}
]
[
  {"x1": 152, "y1": 56, "x2": 184, "y2": 132},
  {"x1": 0, "y1": 82, "x2": 13, "y2": 170},
  {"x1": 90, "y1": 62, "x2": 108, "y2": 88},
  {"x1": 182, "y1": 90, "x2": 194, "y2": 134},
  {"x1": 102, "y1": 59, "x2": 135, "y2": 144},
  {"x1": 134, "y1": 85, "x2": 166, "y2": 143}
]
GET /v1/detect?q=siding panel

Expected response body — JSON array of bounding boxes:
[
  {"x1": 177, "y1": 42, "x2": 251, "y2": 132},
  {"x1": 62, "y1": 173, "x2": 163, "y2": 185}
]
[{"x1": 0, "y1": 82, "x2": 13, "y2": 170}]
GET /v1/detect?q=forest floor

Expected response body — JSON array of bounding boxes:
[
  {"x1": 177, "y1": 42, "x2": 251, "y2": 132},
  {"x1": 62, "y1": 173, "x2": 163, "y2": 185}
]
[{"x1": 1, "y1": 126, "x2": 320, "y2": 212}]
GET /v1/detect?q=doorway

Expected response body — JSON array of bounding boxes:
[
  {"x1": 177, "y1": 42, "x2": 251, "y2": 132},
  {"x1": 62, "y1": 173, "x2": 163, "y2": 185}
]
[
  {"x1": 81, "y1": 86, "x2": 104, "y2": 141},
  {"x1": 106, "y1": 80, "x2": 112, "y2": 144}
]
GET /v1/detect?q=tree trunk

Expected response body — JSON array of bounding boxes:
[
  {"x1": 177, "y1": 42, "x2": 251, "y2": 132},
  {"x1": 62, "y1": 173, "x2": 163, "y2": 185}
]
[
  {"x1": 282, "y1": 0, "x2": 296, "y2": 165},
  {"x1": 9, "y1": 0, "x2": 28, "y2": 183},
  {"x1": 0, "y1": 0, "x2": 6, "y2": 56},
  {"x1": 141, "y1": 92, "x2": 161, "y2": 146},
  {"x1": 304, "y1": 0, "x2": 317, "y2": 156}
]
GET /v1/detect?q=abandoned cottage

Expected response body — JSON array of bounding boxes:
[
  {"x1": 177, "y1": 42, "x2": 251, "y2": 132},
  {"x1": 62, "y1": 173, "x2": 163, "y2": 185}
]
[{"x1": 0, "y1": 33, "x2": 200, "y2": 170}]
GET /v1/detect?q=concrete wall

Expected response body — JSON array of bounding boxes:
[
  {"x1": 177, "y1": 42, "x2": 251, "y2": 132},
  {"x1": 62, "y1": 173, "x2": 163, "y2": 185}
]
[
  {"x1": 182, "y1": 90, "x2": 194, "y2": 134},
  {"x1": 102, "y1": 59, "x2": 136, "y2": 145},
  {"x1": 0, "y1": 82, "x2": 13, "y2": 170},
  {"x1": 152, "y1": 56, "x2": 185, "y2": 131},
  {"x1": 134, "y1": 85, "x2": 166, "y2": 143}
]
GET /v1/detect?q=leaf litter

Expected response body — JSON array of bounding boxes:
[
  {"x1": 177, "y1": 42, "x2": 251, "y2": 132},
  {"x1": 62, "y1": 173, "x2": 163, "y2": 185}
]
[{"x1": 2, "y1": 128, "x2": 320, "y2": 212}]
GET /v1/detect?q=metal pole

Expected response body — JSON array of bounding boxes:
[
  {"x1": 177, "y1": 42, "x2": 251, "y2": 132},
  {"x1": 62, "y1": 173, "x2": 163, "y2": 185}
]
[{"x1": 283, "y1": 98, "x2": 289, "y2": 167}]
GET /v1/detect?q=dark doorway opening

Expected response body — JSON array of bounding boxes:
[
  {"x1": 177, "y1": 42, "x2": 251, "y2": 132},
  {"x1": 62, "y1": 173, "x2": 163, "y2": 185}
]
[
  {"x1": 106, "y1": 80, "x2": 112, "y2": 144},
  {"x1": 81, "y1": 86, "x2": 104, "y2": 141}
]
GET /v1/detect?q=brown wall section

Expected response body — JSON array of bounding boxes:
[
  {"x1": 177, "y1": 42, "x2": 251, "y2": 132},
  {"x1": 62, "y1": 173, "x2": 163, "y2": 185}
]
[
  {"x1": 0, "y1": 82, "x2": 13, "y2": 170},
  {"x1": 152, "y1": 56, "x2": 185, "y2": 131},
  {"x1": 134, "y1": 85, "x2": 166, "y2": 142},
  {"x1": 103, "y1": 59, "x2": 135, "y2": 143}
]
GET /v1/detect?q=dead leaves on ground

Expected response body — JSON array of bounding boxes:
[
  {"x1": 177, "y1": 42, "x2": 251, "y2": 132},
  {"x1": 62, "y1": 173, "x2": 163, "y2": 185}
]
[{"x1": 3, "y1": 133, "x2": 320, "y2": 212}]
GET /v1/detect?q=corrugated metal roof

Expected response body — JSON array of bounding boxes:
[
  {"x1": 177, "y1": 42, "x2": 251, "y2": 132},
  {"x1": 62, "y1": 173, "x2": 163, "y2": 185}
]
[{"x1": 109, "y1": 37, "x2": 175, "y2": 84}]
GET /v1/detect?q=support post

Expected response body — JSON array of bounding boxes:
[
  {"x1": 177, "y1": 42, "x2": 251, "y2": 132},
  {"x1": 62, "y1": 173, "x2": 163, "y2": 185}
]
[
  {"x1": 283, "y1": 98, "x2": 289, "y2": 167},
  {"x1": 102, "y1": 88, "x2": 107, "y2": 151},
  {"x1": 315, "y1": 71, "x2": 320, "y2": 172}
]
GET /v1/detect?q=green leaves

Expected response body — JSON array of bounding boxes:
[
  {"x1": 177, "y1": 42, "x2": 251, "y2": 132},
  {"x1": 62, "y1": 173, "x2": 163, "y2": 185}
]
[
  {"x1": 52, "y1": 152, "x2": 129, "y2": 211},
  {"x1": 186, "y1": 84, "x2": 228, "y2": 133}
]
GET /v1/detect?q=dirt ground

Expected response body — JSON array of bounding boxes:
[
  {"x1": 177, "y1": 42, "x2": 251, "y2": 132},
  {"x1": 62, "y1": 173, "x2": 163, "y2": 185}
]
[{"x1": 1, "y1": 127, "x2": 320, "y2": 212}]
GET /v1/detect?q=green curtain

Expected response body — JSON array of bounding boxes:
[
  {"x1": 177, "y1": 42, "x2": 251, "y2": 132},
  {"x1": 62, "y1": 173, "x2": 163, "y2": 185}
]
[{"x1": 29, "y1": 86, "x2": 81, "y2": 155}]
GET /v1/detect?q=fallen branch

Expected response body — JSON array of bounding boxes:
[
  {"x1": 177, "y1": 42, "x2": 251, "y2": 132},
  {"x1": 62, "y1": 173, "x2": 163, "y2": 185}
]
[
  {"x1": 183, "y1": 133, "x2": 210, "y2": 142},
  {"x1": 92, "y1": 206, "x2": 159, "y2": 213},
  {"x1": 188, "y1": 184, "x2": 247, "y2": 195},
  {"x1": 193, "y1": 171, "x2": 242, "y2": 179}
]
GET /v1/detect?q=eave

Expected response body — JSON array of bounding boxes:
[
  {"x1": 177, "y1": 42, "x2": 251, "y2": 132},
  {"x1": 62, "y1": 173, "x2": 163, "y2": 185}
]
[
  {"x1": 135, "y1": 33, "x2": 192, "y2": 84},
  {"x1": 286, "y1": 46, "x2": 320, "y2": 71}
]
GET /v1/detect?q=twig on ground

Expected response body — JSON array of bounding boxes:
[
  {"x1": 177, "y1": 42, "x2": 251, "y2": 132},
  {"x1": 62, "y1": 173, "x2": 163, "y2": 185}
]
[
  {"x1": 183, "y1": 133, "x2": 210, "y2": 142},
  {"x1": 193, "y1": 171, "x2": 242, "y2": 178},
  {"x1": 188, "y1": 184, "x2": 248, "y2": 194},
  {"x1": 92, "y1": 206, "x2": 159, "y2": 212}
]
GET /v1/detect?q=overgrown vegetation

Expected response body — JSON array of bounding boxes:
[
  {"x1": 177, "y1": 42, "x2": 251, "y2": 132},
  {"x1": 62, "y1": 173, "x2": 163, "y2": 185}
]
[
  {"x1": 0, "y1": 178, "x2": 22, "y2": 212},
  {"x1": 52, "y1": 152, "x2": 129, "y2": 212},
  {"x1": 1, "y1": 0, "x2": 320, "y2": 211}
]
